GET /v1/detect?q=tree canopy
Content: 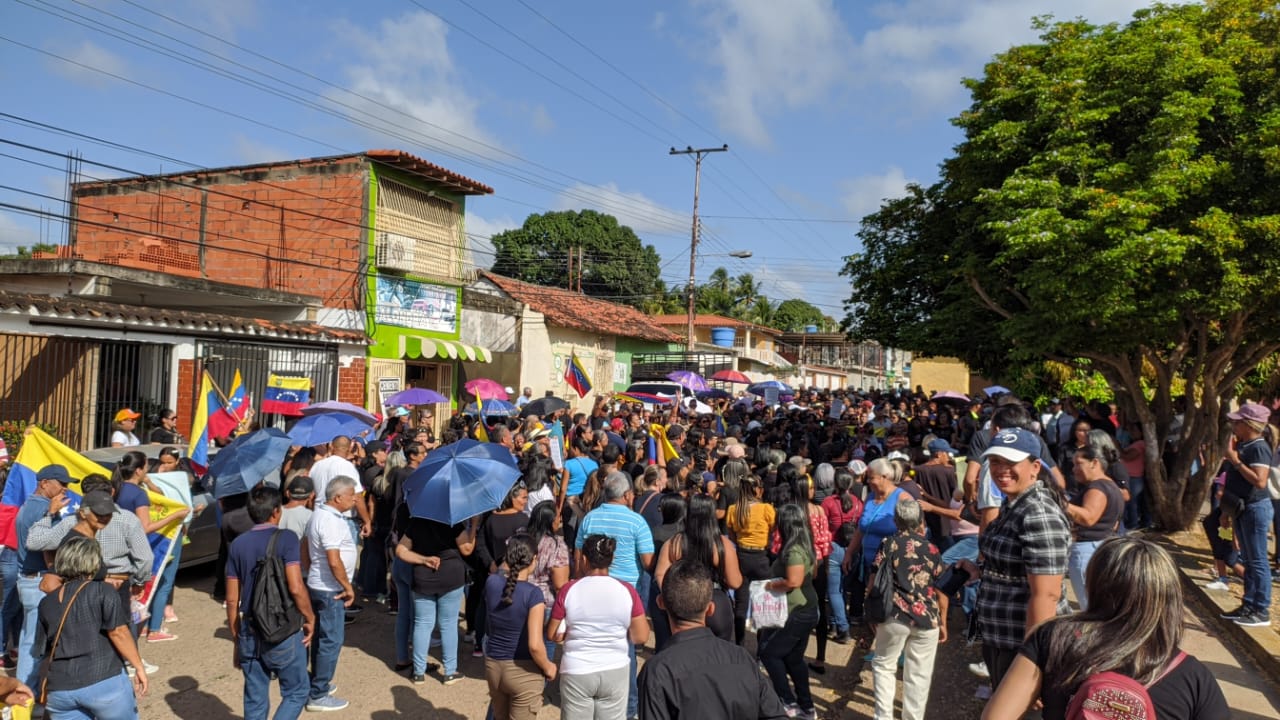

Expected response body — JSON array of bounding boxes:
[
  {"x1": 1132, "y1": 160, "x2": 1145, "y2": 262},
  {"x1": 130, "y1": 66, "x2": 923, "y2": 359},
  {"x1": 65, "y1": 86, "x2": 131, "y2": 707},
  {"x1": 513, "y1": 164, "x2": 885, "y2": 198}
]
[
  {"x1": 841, "y1": 0, "x2": 1280, "y2": 529},
  {"x1": 488, "y1": 210, "x2": 662, "y2": 307}
]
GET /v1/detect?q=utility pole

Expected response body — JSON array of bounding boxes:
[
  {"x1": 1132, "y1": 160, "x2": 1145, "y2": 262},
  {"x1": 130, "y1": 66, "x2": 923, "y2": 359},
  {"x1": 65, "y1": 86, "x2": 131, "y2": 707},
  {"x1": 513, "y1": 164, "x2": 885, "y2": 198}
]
[{"x1": 670, "y1": 144, "x2": 728, "y2": 352}]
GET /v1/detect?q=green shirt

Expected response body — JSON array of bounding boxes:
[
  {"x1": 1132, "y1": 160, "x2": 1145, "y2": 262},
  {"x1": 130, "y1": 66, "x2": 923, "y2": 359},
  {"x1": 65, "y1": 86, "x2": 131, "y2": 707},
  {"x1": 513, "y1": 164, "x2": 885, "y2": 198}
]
[{"x1": 771, "y1": 543, "x2": 819, "y2": 612}]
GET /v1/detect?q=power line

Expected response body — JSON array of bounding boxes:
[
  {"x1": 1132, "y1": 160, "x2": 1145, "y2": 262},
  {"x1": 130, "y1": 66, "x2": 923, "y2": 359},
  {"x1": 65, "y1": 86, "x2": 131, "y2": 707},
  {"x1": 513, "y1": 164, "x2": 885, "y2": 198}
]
[{"x1": 701, "y1": 214, "x2": 861, "y2": 224}]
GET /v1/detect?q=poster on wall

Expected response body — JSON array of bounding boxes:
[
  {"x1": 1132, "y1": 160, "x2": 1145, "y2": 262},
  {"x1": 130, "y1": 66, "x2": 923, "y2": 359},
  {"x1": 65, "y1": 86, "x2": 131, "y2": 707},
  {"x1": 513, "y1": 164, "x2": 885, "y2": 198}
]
[{"x1": 375, "y1": 275, "x2": 459, "y2": 334}]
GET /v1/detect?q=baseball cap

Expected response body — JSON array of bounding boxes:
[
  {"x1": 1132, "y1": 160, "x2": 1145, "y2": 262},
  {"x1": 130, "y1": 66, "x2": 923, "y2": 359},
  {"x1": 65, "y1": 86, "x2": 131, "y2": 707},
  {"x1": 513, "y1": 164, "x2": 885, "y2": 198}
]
[
  {"x1": 983, "y1": 428, "x2": 1041, "y2": 463},
  {"x1": 81, "y1": 490, "x2": 116, "y2": 516},
  {"x1": 287, "y1": 475, "x2": 315, "y2": 500},
  {"x1": 1228, "y1": 402, "x2": 1271, "y2": 425},
  {"x1": 927, "y1": 438, "x2": 960, "y2": 457},
  {"x1": 886, "y1": 450, "x2": 911, "y2": 462},
  {"x1": 847, "y1": 459, "x2": 868, "y2": 476},
  {"x1": 113, "y1": 408, "x2": 141, "y2": 423},
  {"x1": 36, "y1": 464, "x2": 72, "y2": 485}
]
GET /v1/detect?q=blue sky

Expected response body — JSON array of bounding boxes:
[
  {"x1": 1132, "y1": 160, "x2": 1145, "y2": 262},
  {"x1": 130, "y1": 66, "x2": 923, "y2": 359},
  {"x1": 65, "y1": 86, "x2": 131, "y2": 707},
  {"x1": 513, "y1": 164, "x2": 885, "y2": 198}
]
[{"x1": 0, "y1": 0, "x2": 1159, "y2": 315}]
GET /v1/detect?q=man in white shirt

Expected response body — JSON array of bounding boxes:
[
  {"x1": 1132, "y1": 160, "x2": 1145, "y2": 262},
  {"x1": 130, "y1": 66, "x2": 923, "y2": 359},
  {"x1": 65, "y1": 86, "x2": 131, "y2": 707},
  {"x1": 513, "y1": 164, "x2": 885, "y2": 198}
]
[
  {"x1": 301, "y1": 476, "x2": 359, "y2": 712},
  {"x1": 516, "y1": 386, "x2": 534, "y2": 408},
  {"x1": 307, "y1": 436, "x2": 372, "y2": 541}
]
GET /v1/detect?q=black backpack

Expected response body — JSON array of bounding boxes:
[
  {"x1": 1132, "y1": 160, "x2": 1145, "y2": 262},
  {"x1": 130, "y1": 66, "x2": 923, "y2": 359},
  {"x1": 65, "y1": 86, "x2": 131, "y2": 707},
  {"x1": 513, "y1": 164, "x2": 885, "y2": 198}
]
[{"x1": 250, "y1": 530, "x2": 303, "y2": 644}]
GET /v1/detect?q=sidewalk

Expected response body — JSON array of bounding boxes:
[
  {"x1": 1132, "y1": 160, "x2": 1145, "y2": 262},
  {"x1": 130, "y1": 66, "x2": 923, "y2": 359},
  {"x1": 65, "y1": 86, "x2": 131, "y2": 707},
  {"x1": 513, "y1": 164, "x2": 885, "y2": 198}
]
[{"x1": 1159, "y1": 528, "x2": 1280, "y2": 719}]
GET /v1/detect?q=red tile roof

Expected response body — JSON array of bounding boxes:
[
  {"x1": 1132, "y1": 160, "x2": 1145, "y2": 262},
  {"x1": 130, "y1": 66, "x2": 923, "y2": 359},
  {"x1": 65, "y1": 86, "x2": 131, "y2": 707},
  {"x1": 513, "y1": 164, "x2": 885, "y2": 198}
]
[
  {"x1": 479, "y1": 272, "x2": 678, "y2": 343},
  {"x1": 649, "y1": 313, "x2": 783, "y2": 336},
  {"x1": 364, "y1": 150, "x2": 493, "y2": 195},
  {"x1": 0, "y1": 291, "x2": 369, "y2": 344}
]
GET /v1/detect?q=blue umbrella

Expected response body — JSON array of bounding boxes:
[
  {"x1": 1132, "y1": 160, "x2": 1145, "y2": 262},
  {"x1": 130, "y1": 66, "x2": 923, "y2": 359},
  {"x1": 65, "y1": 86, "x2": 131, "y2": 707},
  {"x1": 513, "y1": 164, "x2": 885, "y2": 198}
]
[
  {"x1": 461, "y1": 398, "x2": 519, "y2": 418},
  {"x1": 403, "y1": 439, "x2": 521, "y2": 525},
  {"x1": 287, "y1": 413, "x2": 374, "y2": 447},
  {"x1": 385, "y1": 387, "x2": 447, "y2": 406},
  {"x1": 747, "y1": 380, "x2": 794, "y2": 397},
  {"x1": 300, "y1": 400, "x2": 378, "y2": 424},
  {"x1": 209, "y1": 428, "x2": 294, "y2": 499},
  {"x1": 983, "y1": 385, "x2": 1011, "y2": 396}
]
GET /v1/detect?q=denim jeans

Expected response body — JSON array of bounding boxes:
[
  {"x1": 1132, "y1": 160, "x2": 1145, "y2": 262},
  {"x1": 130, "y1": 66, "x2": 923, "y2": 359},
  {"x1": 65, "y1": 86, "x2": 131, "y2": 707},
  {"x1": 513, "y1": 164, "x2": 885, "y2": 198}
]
[
  {"x1": 147, "y1": 539, "x2": 183, "y2": 633},
  {"x1": 17, "y1": 574, "x2": 45, "y2": 688},
  {"x1": 1124, "y1": 476, "x2": 1148, "y2": 530},
  {"x1": 827, "y1": 544, "x2": 849, "y2": 633},
  {"x1": 413, "y1": 586, "x2": 464, "y2": 675},
  {"x1": 940, "y1": 536, "x2": 979, "y2": 617},
  {"x1": 0, "y1": 547, "x2": 20, "y2": 652},
  {"x1": 308, "y1": 588, "x2": 347, "y2": 701},
  {"x1": 391, "y1": 558, "x2": 414, "y2": 665},
  {"x1": 1272, "y1": 499, "x2": 1280, "y2": 566},
  {"x1": 240, "y1": 627, "x2": 309, "y2": 720},
  {"x1": 1068, "y1": 540, "x2": 1104, "y2": 611},
  {"x1": 1238, "y1": 498, "x2": 1275, "y2": 612},
  {"x1": 758, "y1": 605, "x2": 819, "y2": 711},
  {"x1": 45, "y1": 670, "x2": 138, "y2": 720}
]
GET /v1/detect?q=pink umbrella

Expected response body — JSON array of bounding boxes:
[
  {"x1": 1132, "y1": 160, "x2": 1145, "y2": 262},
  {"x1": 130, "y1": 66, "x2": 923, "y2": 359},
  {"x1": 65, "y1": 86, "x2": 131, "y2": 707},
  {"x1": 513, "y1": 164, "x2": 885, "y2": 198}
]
[
  {"x1": 464, "y1": 378, "x2": 510, "y2": 401},
  {"x1": 711, "y1": 369, "x2": 752, "y2": 384}
]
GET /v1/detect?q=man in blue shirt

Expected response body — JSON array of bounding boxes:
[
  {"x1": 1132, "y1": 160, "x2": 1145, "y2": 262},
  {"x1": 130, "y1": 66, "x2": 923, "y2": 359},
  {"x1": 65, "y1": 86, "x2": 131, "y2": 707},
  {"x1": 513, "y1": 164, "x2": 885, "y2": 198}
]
[
  {"x1": 576, "y1": 471, "x2": 654, "y2": 719},
  {"x1": 226, "y1": 485, "x2": 315, "y2": 720},
  {"x1": 15, "y1": 464, "x2": 71, "y2": 688}
]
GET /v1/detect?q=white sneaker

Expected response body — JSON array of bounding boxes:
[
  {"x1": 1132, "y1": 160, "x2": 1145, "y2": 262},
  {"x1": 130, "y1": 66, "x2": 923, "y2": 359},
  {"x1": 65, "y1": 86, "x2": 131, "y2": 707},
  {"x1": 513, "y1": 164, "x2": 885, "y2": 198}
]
[
  {"x1": 967, "y1": 661, "x2": 990, "y2": 679},
  {"x1": 1204, "y1": 579, "x2": 1230, "y2": 591},
  {"x1": 143, "y1": 659, "x2": 159, "y2": 674}
]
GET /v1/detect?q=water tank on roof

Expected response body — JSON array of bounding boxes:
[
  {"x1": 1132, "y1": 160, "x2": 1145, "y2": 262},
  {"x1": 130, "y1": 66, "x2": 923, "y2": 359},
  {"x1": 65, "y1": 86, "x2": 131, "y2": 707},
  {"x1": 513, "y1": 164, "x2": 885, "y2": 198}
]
[
  {"x1": 710, "y1": 327, "x2": 736, "y2": 347},
  {"x1": 804, "y1": 324, "x2": 819, "y2": 334}
]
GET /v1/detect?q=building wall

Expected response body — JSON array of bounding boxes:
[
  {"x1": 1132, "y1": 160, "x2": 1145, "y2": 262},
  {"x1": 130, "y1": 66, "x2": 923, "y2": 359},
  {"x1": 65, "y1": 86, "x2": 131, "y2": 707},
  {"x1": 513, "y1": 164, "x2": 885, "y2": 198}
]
[
  {"x1": 337, "y1": 357, "x2": 367, "y2": 406},
  {"x1": 71, "y1": 161, "x2": 368, "y2": 310},
  {"x1": 517, "y1": 309, "x2": 615, "y2": 408},
  {"x1": 910, "y1": 356, "x2": 971, "y2": 395}
]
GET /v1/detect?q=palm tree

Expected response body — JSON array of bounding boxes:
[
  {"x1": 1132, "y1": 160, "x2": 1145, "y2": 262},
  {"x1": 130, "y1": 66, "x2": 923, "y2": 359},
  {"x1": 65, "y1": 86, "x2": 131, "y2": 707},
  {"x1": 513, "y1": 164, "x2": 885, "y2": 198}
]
[{"x1": 745, "y1": 296, "x2": 777, "y2": 327}]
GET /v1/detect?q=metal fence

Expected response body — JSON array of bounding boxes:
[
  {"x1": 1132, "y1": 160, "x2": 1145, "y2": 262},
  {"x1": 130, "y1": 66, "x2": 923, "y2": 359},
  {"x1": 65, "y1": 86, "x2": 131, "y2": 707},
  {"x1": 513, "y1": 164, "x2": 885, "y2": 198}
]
[
  {"x1": 195, "y1": 340, "x2": 338, "y2": 427},
  {"x1": 0, "y1": 332, "x2": 171, "y2": 450}
]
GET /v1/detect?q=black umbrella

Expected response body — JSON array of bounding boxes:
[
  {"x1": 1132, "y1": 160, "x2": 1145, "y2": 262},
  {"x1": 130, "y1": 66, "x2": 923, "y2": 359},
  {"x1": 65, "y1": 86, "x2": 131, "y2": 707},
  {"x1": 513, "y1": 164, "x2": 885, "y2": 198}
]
[{"x1": 519, "y1": 396, "x2": 570, "y2": 418}]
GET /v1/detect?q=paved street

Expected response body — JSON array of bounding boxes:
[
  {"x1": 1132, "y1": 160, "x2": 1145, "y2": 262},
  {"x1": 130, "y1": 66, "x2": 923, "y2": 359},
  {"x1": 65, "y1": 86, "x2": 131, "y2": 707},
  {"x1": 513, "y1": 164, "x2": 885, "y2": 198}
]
[{"x1": 135, "y1": 561, "x2": 1280, "y2": 719}]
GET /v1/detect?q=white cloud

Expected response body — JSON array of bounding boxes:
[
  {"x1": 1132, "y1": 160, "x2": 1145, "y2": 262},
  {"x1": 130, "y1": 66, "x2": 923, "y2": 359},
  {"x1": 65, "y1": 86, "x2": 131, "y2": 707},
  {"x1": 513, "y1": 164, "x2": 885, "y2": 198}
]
[
  {"x1": 652, "y1": 12, "x2": 668, "y2": 31},
  {"x1": 529, "y1": 105, "x2": 555, "y2": 134},
  {"x1": 45, "y1": 41, "x2": 128, "y2": 88},
  {"x1": 840, "y1": 167, "x2": 914, "y2": 221},
  {"x1": 0, "y1": 211, "x2": 42, "y2": 254},
  {"x1": 697, "y1": 0, "x2": 853, "y2": 147},
  {"x1": 328, "y1": 11, "x2": 499, "y2": 160},
  {"x1": 184, "y1": 0, "x2": 259, "y2": 39},
  {"x1": 464, "y1": 212, "x2": 519, "y2": 270},
  {"x1": 554, "y1": 182, "x2": 689, "y2": 237},
  {"x1": 231, "y1": 135, "x2": 292, "y2": 165}
]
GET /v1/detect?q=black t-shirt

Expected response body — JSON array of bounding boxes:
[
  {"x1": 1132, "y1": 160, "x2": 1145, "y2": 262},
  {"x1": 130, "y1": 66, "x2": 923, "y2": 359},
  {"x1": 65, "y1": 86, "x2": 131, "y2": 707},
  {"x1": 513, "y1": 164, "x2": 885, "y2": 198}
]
[
  {"x1": 1224, "y1": 436, "x2": 1272, "y2": 505},
  {"x1": 1019, "y1": 624, "x2": 1229, "y2": 720},
  {"x1": 403, "y1": 518, "x2": 467, "y2": 595},
  {"x1": 478, "y1": 512, "x2": 528, "y2": 569},
  {"x1": 149, "y1": 427, "x2": 183, "y2": 445},
  {"x1": 632, "y1": 490, "x2": 665, "y2": 533},
  {"x1": 36, "y1": 580, "x2": 130, "y2": 692}
]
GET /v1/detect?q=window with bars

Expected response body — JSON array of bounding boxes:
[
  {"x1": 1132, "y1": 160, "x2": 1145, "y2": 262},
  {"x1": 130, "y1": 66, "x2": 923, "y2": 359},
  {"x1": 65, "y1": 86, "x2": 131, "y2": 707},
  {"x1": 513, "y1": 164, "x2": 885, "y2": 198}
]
[{"x1": 375, "y1": 176, "x2": 465, "y2": 284}]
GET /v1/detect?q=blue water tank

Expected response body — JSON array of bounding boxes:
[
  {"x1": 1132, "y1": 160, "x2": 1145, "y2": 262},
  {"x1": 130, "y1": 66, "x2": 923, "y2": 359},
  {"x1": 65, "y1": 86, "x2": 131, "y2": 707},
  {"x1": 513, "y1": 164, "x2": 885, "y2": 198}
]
[
  {"x1": 710, "y1": 327, "x2": 736, "y2": 347},
  {"x1": 804, "y1": 324, "x2": 819, "y2": 334}
]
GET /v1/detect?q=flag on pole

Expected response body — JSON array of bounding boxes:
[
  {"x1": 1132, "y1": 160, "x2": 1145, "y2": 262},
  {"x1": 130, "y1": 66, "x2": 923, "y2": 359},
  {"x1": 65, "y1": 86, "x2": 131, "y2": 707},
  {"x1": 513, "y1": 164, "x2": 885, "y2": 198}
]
[
  {"x1": 564, "y1": 352, "x2": 592, "y2": 398},
  {"x1": 208, "y1": 369, "x2": 248, "y2": 440},
  {"x1": 262, "y1": 374, "x2": 311, "y2": 416},
  {"x1": 648, "y1": 423, "x2": 681, "y2": 463},
  {"x1": 188, "y1": 371, "x2": 216, "y2": 473},
  {"x1": 474, "y1": 396, "x2": 490, "y2": 442}
]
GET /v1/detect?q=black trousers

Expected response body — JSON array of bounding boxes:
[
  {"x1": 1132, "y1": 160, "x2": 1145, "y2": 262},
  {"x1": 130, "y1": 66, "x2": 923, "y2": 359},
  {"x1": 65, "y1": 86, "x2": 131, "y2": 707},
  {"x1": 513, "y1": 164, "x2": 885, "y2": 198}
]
[{"x1": 735, "y1": 548, "x2": 772, "y2": 645}]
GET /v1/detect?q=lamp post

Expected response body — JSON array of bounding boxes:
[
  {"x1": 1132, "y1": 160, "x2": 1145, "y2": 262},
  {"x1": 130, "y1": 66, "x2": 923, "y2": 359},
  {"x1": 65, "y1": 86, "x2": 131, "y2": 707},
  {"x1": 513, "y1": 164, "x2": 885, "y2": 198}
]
[{"x1": 670, "y1": 144, "x2": 729, "y2": 351}]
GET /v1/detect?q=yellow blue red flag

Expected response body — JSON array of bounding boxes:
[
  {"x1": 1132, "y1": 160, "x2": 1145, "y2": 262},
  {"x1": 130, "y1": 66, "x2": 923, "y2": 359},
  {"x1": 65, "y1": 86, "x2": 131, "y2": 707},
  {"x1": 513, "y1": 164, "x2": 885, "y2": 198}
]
[{"x1": 564, "y1": 352, "x2": 592, "y2": 398}]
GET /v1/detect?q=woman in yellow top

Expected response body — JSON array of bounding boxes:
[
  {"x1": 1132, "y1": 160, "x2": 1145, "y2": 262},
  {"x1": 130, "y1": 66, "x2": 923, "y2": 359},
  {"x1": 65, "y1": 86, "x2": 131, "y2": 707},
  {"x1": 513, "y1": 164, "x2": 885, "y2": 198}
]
[{"x1": 727, "y1": 474, "x2": 775, "y2": 645}]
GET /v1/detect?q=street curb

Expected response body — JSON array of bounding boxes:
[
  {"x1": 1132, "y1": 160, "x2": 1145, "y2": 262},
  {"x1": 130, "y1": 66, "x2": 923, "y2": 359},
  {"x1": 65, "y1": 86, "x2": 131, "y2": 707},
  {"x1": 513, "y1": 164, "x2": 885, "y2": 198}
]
[{"x1": 1156, "y1": 533, "x2": 1280, "y2": 691}]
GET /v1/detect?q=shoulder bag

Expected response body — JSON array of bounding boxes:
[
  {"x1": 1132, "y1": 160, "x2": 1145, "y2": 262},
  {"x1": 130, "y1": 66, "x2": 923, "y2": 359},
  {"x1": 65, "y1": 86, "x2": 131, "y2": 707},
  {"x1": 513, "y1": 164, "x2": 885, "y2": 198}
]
[{"x1": 38, "y1": 580, "x2": 92, "y2": 704}]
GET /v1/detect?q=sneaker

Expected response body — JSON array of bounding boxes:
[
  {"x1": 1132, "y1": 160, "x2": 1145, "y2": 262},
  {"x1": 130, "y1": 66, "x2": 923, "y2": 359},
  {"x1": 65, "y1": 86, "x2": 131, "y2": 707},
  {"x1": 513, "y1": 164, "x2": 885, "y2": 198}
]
[
  {"x1": 795, "y1": 708, "x2": 817, "y2": 720},
  {"x1": 472, "y1": 647, "x2": 484, "y2": 658},
  {"x1": 164, "y1": 608, "x2": 179, "y2": 623},
  {"x1": 1235, "y1": 611, "x2": 1271, "y2": 628},
  {"x1": 147, "y1": 630, "x2": 178, "y2": 642},
  {"x1": 783, "y1": 704, "x2": 800, "y2": 719},
  {"x1": 1221, "y1": 605, "x2": 1248, "y2": 620},
  {"x1": 806, "y1": 662, "x2": 826, "y2": 675},
  {"x1": 305, "y1": 696, "x2": 349, "y2": 712},
  {"x1": 1205, "y1": 579, "x2": 1230, "y2": 591},
  {"x1": 967, "y1": 661, "x2": 990, "y2": 679},
  {"x1": 142, "y1": 659, "x2": 159, "y2": 674},
  {"x1": 441, "y1": 672, "x2": 464, "y2": 686},
  {"x1": 411, "y1": 673, "x2": 425, "y2": 684},
  {"x1": 329, "y1": 685, "x2": 338, "y2": 697},
  {"x1": 832, "y1": 630, "x2": 851, "y2": 644}
]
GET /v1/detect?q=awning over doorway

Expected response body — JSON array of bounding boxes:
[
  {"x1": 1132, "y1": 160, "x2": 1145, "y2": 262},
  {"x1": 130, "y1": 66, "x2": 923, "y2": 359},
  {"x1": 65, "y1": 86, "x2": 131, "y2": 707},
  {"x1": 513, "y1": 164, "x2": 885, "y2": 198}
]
[{"x1": 399, "y1": 335, "x2": 493, "y2": 363}]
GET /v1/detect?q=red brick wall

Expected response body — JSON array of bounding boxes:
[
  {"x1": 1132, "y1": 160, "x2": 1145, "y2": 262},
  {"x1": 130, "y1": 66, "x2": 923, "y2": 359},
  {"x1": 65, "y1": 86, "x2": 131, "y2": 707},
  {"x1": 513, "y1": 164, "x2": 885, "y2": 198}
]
[
  {"x1": 176, "y1": 358, "x2": 196, "y2": 436},
  {"x1": 337, "y1": 357, "x2": 366, "y2": 407},
  {"x1": 71, "y1": 160, "x2": 368, "y2": 309}
]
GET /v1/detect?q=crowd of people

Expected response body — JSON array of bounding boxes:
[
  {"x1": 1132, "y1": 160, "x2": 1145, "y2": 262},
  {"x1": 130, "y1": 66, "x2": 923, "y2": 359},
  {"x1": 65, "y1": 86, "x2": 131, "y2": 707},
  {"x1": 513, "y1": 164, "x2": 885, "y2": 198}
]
[{"x1": 0, "y1": 387, "x2": 1255, "y2": 719}]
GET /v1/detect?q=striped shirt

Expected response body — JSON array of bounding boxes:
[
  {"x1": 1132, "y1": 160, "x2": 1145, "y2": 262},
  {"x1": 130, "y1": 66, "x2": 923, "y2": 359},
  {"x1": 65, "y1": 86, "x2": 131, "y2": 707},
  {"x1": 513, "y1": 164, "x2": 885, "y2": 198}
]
[
  {"x1": 575, "y1": 502, "x2": 654, "y2": 584},
  {"x1": 974, "y1": 481, "x2": 1070, "y2": 650},
  {"x1": 27, "y1": 508, "x2": 154, "y2": 585}
]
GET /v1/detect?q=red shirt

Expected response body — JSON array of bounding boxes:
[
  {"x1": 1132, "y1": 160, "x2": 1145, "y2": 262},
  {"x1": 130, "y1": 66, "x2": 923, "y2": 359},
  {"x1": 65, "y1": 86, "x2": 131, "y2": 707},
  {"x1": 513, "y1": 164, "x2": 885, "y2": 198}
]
[
  {"x1": 821, "y1": 494, "x2": 863, "y2": 535},
  {"x1": 771, "y1": 503, "x2": 832, "y2": 560}
]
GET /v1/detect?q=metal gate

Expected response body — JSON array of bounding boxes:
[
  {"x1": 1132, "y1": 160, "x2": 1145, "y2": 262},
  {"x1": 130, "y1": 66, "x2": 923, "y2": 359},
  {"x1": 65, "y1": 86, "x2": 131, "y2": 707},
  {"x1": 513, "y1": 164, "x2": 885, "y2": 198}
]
[
  {"x1": 195, "y1": 340, "x2": 338, "y2": 425},
  {"x1": 0, "y1": 332, "x2": 171, "y2": 450}
]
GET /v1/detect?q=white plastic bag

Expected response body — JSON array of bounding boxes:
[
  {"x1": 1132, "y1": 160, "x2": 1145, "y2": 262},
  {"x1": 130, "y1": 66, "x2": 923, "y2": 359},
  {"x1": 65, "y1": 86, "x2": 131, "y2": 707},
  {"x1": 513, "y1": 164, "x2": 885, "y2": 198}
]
[{"x1": 748, "y1": 579, "x2": 789, "y2": 630}]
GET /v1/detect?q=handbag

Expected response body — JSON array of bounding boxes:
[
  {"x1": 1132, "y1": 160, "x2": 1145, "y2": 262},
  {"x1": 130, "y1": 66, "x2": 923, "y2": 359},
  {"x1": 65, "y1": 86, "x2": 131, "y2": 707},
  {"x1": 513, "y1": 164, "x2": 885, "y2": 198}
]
[
  {"x1": 747, "y1": 580, "x2": 789, "y2": 630},
  {"x1": 865, "y1": 557, "x2": 897, "y2": 625},
  {"x1": 38, "y1": 580, "x2": 91, "y2": 704}
]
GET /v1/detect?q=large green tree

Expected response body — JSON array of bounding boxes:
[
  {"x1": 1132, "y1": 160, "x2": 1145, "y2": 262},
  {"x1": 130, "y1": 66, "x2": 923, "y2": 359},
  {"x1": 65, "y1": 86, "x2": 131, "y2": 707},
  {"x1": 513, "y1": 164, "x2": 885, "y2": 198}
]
[
  {"x1": 489, "y1": 210, "x2": 662, "y2": 307},
  {"x1": 842, "y1": 0, "x2": 1280, "y2": 530},
  {"x1": 773, "y1": 298, "x2": 829, "y2": 332}
]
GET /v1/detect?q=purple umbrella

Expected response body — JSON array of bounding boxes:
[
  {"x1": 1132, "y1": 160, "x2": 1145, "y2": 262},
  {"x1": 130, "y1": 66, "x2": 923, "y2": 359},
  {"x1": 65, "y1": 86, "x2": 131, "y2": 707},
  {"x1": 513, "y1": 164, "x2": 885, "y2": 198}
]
[
  {"x1": 385, "y1": 387, "x2": 447, "y2": 406},
  {"x1": 666, "y1": 370, "x2": 710, "y2": 393},
  {"x1": 300, "y1": 401, "x2": 378, "y2": 424}
]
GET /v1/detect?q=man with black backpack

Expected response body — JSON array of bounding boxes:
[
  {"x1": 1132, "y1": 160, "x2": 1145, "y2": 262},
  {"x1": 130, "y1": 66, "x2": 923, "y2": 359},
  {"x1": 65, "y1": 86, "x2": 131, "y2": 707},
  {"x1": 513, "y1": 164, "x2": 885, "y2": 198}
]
[{"x1": 226, "y1": 486, "x2": 316, "y2": 720}]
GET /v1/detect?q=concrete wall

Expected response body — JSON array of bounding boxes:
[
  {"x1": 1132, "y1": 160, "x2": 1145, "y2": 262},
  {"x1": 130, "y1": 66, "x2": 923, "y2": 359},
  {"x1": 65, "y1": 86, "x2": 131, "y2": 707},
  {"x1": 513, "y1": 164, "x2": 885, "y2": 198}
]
[{"x1": 517, "y1": 310, "x2": 615, "y2": 409}]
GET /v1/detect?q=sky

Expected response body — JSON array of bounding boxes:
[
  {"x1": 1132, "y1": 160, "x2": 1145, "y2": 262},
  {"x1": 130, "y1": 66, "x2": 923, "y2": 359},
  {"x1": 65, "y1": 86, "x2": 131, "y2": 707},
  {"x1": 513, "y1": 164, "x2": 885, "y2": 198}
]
[{"x1": 0, "y1": 0, "x2": 1161, "y2": 316}]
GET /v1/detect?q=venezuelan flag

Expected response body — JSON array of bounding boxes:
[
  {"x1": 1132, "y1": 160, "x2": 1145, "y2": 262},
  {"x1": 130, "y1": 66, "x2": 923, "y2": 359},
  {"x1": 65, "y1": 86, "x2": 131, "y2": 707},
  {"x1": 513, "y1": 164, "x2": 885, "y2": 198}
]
[
  {"x1": 564, "y1": 352, "x2": 592, "y2": 398},
  {"x1": 648, "y1": 423, "x2": 681, "y2": 463},
  {"x1": 2, "y1": 428, "x2": 189, "y2": 596},
  {"x1": 262, "y1": 374, "x2": 311, "y2": 416},
  {"x1": 188, "y1": 371, "x2": 216, "y2": 473},
  {"x1": 208, "y1": 369, "x2": 248, "y2": 440}
]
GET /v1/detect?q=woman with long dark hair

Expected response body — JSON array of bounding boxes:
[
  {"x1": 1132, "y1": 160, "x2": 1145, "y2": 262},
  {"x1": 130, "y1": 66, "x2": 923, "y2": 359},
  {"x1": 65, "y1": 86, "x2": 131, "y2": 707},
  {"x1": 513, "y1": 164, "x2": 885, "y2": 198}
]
[
  {"x1": 774, "y1": 476, "x2": 832, "y2": 674},
  {"x1": 483, "y1": 534, "x2": 556, "y2": 720},
  {"x1": 653, "y1": 495, "x2": 741, "y2": 649},
  {"x1": 984, "y1": 537, "x2": 1228, "y2": 720},
  {"x1": 726, "y1": 474, "x2": 775, "y2": 644},
  {"x1": 470, "y1": 482, "x2": 530, "y2": 657},
  {"x1": 821, "y1": 469, "x2": 862, "y2": 644},
  {"x1": 525, "y1": 500, "x2": 569, "y2": 660},
  {"x1": 1056, "y1": 418, "x2": 1094, "y2": 489},
  {"x1": 759, "y1": 503, "x2": 819, "y2": 720}
]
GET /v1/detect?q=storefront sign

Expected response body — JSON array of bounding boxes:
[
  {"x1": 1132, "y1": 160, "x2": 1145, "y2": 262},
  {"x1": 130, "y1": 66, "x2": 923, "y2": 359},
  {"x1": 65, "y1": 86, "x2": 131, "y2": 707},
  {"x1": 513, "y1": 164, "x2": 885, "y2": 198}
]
[{"x1": 375, "y1": 276, "x2": 459, "y2": 334}]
